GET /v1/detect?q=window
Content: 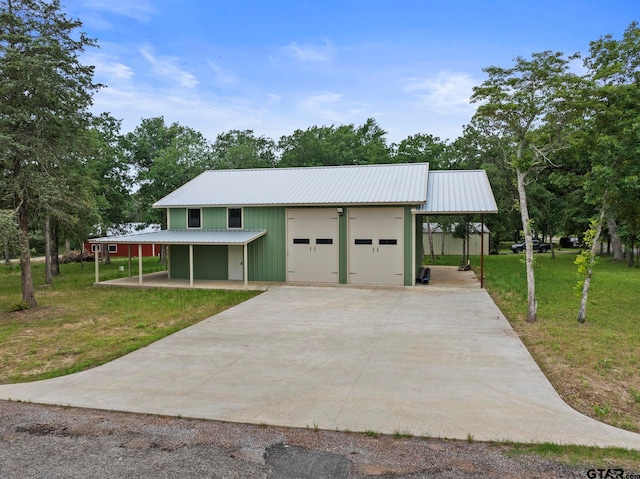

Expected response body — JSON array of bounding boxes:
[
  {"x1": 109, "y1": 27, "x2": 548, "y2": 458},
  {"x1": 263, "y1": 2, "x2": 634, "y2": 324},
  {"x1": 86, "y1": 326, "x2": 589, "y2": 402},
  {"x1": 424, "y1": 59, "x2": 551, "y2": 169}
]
[
  {"x1": 187, "y1": 208, "x2": 201, "y2": 228},
  {"x1": 316, "y1": 238, "x2": 333, "y2": 245},
  {"x1": 108, "y1": 244, "x2": 118, "y2": 253},
  {"x1": 378, "y1": 239, "x2": 397, "y2": 245},
  {"x1": 354, "y1": 239, "x2": 373, "y2": 245},
  {"x1": 293, "y1": 238, "x2": 310, "y2": 244},
  {"x1": 228, "y1": 208, "x2": 242, "y2": 229},
  {"x1": 91, "y1": 244, "x2": 101, "y2": 252}
]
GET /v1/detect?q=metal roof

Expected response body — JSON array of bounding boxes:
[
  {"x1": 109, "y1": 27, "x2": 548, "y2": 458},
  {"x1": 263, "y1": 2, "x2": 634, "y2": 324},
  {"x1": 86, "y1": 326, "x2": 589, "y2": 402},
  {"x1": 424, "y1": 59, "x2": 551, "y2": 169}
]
[
  {"x1": 153, "y1": 163, "x2": 430, "y2": 208},
  {"x1": 418, "y1": 170, "x2": 498, "y2": 214},
  {"x1": 89, "y1": 229, "x2": 266, "y2": 245}
]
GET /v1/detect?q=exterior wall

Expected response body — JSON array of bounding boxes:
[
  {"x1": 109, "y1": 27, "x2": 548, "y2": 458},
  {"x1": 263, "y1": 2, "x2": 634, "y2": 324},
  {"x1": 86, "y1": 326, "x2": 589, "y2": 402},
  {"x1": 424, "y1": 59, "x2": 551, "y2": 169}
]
[
  {"x1": 414, "y1": 215, "x2": 424, "y2": 278},
  {"x1": 84, "y1": 242, "x2": 159, "y2": 257},
  {"x1": 245, "y1": 207, "x2": 286, "y2": 282},
  {"x1": 423, "y1": 232, "x2": 490, "y2": 256},
  {"x1": 403, "y1": 206, "x2": 413, "y2": 286},
  {"x1": 166, "y1": 205, "x2": 418, "y2": 285}
]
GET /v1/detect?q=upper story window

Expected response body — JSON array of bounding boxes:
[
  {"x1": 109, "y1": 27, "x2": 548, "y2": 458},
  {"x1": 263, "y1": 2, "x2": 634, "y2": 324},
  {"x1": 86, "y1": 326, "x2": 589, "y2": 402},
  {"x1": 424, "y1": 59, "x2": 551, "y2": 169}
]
[
  {"x1": 187, "y1": 208, "x2": 202, "y2": 229},
  {"x1": 228, "y1": 208, "x2": 242, "y2": 229}
]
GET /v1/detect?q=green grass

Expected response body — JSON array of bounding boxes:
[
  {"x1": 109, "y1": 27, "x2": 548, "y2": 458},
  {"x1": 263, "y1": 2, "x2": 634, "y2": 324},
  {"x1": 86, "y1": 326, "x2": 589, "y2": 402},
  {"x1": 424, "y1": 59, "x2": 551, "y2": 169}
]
[
  {"x1": 0, "y1": 258, "x2": 260, "y2": 383},
  {"x1": 476, "y1": 251, "x2": 640, "y2": 433},
  {"x1": 504, "y1": 442, "x2": 640, "y2": 472}
]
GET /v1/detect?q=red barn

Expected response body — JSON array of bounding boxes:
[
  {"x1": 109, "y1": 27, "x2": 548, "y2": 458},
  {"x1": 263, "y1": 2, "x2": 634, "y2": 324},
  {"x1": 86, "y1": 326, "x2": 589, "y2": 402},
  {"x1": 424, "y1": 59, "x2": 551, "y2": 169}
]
[{"x1": 85, "y1": 224, "x2": 161, "y2": 258}]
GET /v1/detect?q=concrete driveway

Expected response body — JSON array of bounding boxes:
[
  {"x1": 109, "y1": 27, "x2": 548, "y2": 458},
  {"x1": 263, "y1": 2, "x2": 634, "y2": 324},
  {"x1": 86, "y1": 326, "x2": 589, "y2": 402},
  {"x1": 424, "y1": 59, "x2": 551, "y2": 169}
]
[{"x1": 1, "y1": 274, "x2": 639, "y2": 449}]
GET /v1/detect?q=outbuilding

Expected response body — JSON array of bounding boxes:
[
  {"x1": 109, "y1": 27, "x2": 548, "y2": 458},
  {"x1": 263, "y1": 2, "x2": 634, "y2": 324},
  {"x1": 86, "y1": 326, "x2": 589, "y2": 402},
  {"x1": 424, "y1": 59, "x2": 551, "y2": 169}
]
[{"x1": 90, "y1": 163, "x2": 497, "y2": 287}]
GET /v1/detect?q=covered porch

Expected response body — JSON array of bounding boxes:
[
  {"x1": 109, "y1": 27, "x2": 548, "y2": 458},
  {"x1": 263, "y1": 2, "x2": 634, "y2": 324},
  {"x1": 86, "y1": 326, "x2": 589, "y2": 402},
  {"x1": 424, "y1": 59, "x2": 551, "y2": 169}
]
[{"x1": 89, "y1": 229, "x2": 266, "y2": 289}]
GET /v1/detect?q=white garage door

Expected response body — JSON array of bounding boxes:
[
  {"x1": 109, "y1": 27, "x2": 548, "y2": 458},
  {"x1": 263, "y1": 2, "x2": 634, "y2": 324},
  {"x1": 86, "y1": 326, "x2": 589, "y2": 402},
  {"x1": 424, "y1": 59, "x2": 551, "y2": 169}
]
[
  {"x1": 287, "y1": 208, "x2": 339, "y2": 283},
  {"x1": 348, "y1": 208, "x2": 404, "y2": 285}
]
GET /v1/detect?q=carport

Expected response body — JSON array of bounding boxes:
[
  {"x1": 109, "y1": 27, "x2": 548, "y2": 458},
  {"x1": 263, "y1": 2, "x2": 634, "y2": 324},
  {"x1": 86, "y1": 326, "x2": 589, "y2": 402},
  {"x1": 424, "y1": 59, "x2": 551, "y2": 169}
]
[
  {"x1": 90, "y1": 229, "x2": 266, "y2": 288},
  {"x1": 414, "y1": 170, "x2": 498, "y2": 287}
]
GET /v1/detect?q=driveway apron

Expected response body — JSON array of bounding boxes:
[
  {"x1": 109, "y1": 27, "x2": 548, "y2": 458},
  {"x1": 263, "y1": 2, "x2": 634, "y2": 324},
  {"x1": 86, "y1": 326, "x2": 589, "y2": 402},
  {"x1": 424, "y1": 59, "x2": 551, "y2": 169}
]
[{"x1": 0, "y1": 284, "x2": 638, "y2": 449}]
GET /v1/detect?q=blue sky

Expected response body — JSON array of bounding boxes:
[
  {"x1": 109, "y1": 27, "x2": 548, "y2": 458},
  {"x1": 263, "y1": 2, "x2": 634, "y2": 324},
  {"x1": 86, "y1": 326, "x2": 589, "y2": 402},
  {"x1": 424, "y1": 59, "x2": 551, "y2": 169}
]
[{"x1": 63, "y1": 0, "x2": 639, "y2": 144}]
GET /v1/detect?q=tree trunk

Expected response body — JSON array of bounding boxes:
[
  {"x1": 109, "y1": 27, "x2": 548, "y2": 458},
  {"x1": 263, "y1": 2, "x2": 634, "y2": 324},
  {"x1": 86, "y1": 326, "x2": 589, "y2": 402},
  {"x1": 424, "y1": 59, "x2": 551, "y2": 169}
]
[
  {"x1": 607, "y1": 216, "x2": 624, "y2": 261},
  {"x1": 516, "y1": 167, "x2": 537, "y2": 323},
  {"x1": 65, "y1": 238, "x2": 71, "y2": 254},
  {"x1": 51, "y1": 218, "x2": 60, "y2": 276},
  {"x1": 425, "y1": 216, "x2": 435, "y2": 262},
  {"x1": 18, "y1": 200, "x2": 37, "y2": 308},
  {"x1": 44, "y1": 215, "x2": 52, "y2": 284},
  {"x1": 578, "y1": 200, "x2": 606, "y2": 323},
  {"x1": 627, "y1": 235, "x2": 635, "y2": 268}
]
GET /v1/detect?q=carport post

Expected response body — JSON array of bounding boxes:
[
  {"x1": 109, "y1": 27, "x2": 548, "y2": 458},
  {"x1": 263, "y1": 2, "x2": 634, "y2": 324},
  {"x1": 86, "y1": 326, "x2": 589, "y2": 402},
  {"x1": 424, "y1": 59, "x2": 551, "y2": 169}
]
[
  {"x1": 138, "y1": 243, "x2": 143, "y2": 285},
  {"x1": 128, "y1": 244, "x2": 132, "y2": 278},
  {"x1": 189, "y1": 244, "x2": 194, "y2": 287},
  {"x1": 94, "y1": 244, "x2": 99, "y2": 284},
  {"x1": 480, "y1": 214, "x2": 485, "y2": 289},
  {"x1": 243, "y1": 243, "x2": 248, "y2": 289}
]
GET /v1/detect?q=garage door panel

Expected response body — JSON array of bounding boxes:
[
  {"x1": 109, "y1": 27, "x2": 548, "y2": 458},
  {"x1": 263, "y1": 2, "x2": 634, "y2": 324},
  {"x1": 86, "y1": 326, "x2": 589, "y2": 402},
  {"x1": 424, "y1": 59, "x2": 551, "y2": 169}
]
[
  {"x1": 348, "y1": 208, "x2": 403, "y2": 286},
  {"x1": 287, "y1": 209, "x2": 338, "y2": 283}
]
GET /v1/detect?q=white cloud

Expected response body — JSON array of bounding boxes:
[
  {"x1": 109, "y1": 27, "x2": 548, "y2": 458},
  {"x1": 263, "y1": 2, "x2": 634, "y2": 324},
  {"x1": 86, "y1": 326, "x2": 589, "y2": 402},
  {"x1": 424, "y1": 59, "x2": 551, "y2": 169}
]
[
  {"x1": 140, "y1": 47, "x2": 199, "y2": 88},
  {"x1": 403, "y1": 72, "x2": 477, "y2": 115},
  {"x1": 79, "y1": 0, "x2": 157, "y2": 22},
  {"x1": 282, "y1": 41, "x2": 333, "y2": 63},
  {"x1": 85, "y1": 53, "x2": 134, "y2": 81},
  {"x1": 299, "y1": 92, "x2": 346, "y2": 123}
]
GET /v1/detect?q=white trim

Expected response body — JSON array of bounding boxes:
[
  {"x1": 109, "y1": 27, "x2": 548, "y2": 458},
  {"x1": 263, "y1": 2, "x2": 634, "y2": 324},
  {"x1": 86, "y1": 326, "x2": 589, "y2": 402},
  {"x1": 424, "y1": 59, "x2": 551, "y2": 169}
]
[
  {"x1": 227, "y1": 207, "x2": 243, "y2": 229},
  {"x1": 187, "y1": 208, "x2": 203, "y2": 229}
]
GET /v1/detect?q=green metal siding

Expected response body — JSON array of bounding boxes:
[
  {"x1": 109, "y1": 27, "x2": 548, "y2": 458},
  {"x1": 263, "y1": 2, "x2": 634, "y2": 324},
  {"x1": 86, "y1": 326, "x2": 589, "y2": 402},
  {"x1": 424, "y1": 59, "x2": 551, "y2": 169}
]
[
  {"x1": 202, "y1": 208, "x2": 226, "y2": 229},
  {"x1": 194, "y1": 245, "x2": 227, "y2": 279},
  {"x1": 339, "y1": 208, "x2": 348, "y2": 284},
  {"x1": 403, "y1": 206, "x2": 412, "y2": 286},
  {"x1": 169, "y1": 245, "x2": 189, "y2": 277},
  {"x1": 169, "y1": 209, "x2": 186, "y2": 230},
  {"x1": 169, "y1": 244, "x2": 228, "y2": 280},
  {"x1": 415, "y1": 215, "x2": 424, "y2": 270},
  {"x1": 244, "y1": 207, "x2": 286, "y2": 281}
]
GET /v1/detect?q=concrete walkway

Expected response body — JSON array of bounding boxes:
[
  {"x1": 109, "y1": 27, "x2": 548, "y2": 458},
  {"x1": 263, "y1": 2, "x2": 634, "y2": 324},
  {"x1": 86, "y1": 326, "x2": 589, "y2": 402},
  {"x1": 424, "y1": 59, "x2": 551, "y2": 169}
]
[{"x1": 1, "y1": 272, "x2": 639, "y2": 449}]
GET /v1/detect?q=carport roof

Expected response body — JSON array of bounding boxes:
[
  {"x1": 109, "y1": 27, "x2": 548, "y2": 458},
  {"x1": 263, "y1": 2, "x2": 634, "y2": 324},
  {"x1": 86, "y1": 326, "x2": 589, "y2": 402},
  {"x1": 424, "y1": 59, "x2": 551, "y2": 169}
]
[
  {"x1": 89, "y1": 229, "x2": 266, "y2": 245},
  {"x1": 418, "y1": 170, "x2": 498, "y2": 214}
]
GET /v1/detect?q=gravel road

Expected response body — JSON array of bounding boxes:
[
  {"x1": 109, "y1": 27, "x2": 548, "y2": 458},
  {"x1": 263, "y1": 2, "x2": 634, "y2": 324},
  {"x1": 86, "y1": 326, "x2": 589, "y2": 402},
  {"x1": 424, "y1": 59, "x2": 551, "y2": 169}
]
[{"x1": 0, "y1": 401, "x2": 615, "y2": 478}]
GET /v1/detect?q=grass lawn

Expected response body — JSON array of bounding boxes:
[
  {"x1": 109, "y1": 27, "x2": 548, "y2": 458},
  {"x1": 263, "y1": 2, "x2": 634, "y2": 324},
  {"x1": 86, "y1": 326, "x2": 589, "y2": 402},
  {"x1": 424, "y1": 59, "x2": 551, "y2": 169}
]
[
  {"x1": 0, "y1": 258, "x2": 260, "y2": 383},
  {"x1": 1, "y1": 251, "x2": 639, "y2": 469},
  {"x1": 432, "y1": 249, "x2": 640, "y2": 433}
]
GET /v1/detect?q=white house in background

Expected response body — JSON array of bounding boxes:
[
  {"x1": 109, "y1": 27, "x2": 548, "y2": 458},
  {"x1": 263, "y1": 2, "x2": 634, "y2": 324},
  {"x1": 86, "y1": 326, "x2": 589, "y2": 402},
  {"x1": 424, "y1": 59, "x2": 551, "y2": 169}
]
[{"x1": 423, "y1": 223, "x2": 491, "y2": 256}]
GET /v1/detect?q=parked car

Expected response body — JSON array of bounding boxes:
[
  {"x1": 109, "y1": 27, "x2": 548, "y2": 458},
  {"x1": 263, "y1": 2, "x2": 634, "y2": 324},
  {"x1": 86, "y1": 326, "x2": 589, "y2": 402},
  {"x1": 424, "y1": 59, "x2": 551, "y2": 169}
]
[
  {"x1": 559, "y1": 236, "x2": 581, "y2": 248},
  {"x1": 510, "y1": 239, "x2": 551, "y2": 253}
]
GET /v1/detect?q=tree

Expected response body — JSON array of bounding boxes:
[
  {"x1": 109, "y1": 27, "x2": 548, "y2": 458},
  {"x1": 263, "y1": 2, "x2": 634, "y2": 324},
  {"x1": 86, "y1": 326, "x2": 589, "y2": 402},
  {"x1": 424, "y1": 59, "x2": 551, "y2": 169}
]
[
  {"x1": 392, "y1": 133, "x2": 448, "y2": 168},
  {"x1": 278, "y1": 118, "x2": 391, "y2": 167},
  {"x1": 122, "y1": 117, "x2": 216, "y2": 226},
  {"x1": 471, "y1": 51, "x2": 586, "y2": 322},
  {"x1": 0, "y1": 0, "x2": 100, "y2": 307},
  {"x1": 212, "y1": 130, "x2": 276, "y2": 169},
  {"x1": 574, "y1": 22, "x2": 640, "y2": 322},
  {"x1": 85, "y1": 114, "x2": 133, "y2": 264}
]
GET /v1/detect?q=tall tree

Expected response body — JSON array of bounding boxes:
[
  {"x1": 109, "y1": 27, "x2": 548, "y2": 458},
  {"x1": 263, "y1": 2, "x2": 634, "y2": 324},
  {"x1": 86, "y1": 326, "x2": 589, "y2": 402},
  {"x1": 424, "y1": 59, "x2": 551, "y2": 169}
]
[
  {"x1": 575, "y1": 22, "x2": 640, "y2": 322},
  {"x1": 471, "y1": 51, "x2": 586, "y2": 322},
  {"x1": 0, "y1": 0, "x2": 100, "y2": 307},
  {"x1": 122, "y1": 117, "x2": 216, "y2": 226},
  {"x1": 212, "y1": 130, "x2": 276, "y2": 169},
  {"x1": 278, "y1": 118, "x2": 390, "y2": 167},
  {"x1": 392, "y1": 133, "x2": 448, "y2": 168}
]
